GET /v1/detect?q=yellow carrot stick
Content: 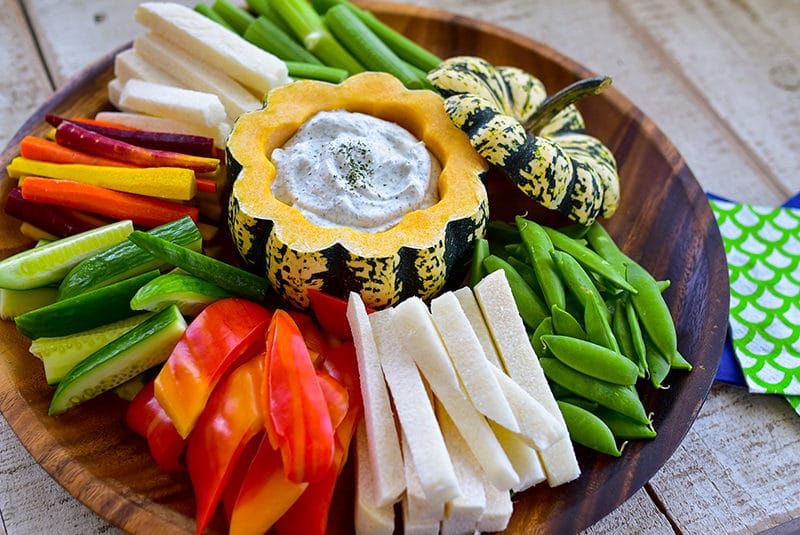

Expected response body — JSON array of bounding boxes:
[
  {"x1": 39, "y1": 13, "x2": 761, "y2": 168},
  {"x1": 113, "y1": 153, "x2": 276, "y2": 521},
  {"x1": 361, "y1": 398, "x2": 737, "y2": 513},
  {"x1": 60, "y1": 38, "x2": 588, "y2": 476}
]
[{"x1": 6, "y1": 157, "x2": 196, "y2": 200}]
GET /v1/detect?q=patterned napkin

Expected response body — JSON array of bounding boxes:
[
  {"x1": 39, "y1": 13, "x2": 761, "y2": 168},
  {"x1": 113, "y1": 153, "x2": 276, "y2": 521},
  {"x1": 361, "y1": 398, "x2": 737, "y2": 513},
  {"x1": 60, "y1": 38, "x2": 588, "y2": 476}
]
[{"x1": 708, "y1": 193, "x2": 800, "y2": 416}]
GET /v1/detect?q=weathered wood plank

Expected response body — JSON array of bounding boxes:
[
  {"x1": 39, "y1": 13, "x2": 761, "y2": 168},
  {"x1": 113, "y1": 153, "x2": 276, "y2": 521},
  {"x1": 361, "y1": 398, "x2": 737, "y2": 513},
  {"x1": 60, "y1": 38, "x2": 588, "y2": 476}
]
[
  {"x1": 0, "y1": 0, "x2": 53, "y2": 150},
  {"x1": 650, "y1": 383, "x2": 800, "y2": 534},
  {"x1": 22, "y1": 0, "x2": 200, "y2": 87}
]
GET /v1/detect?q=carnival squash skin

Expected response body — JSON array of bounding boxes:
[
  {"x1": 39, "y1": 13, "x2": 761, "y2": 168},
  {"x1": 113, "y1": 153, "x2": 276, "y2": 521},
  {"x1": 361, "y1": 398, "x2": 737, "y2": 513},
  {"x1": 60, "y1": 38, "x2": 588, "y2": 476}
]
[{"x1": 227, "y1": 72, "x2": 489, "y2": 310}]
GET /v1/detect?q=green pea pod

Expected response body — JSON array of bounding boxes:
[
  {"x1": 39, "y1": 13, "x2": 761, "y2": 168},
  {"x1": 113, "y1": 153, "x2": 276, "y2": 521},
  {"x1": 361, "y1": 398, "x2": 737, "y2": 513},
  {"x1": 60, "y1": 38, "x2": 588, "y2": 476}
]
[
  {"x1": 544, "y1": 226, "x2": 636, "y2": 293},
  {"x1": 541, "y1": 334, "x2": 639, "y2": 385},
  {"x1": 557, "y1": 400, "x2": 622, "y2": 457},
  {"x1": 469, "y1": 238, "x2": 490, "y2": 288},
  {"x1": 507, "y1": 255, "x2": 544, "y2": 297},
  {"x1": 584, "y1": 220, "x2": 627, "y2": 270},
  {"x1": 540, "y1": 357, "x2": 650, "y2": 424},
  {"x1": 557, "y1": 395, "x2": 598, "y2": 412},
  {"x1": 657, "y1": 279, "x2": 671, "y2": 293},
  {"x1": 643, "y1": 331, "x2": 671, "y2": 389},
  {"x1": 551, "y1": 249, "x2": 604, "y2": 309},
  {"x1": 482, "y1": 255, "x2": 548, "y2": 330},
  {"x1": 486, "y1": 219, "x2": 520, "y2": 244},
  {"x1": 584, "y1": 293, "x2": 619, "y2": 352},
  {"x1": 503, "y1": 242, "x2": 527, "y2": 262},
  {"x1": 516, "y1": 216, "x2": 566, "y2": 310},
  {"x1": 550, "y1": 304, "x2": 586, "y2": 340},
  {"x1": 671, "y1": 349, "x2": 693, "y2": 371},
  {"x1": 612, "y1": 300, "x2": 645, "y2": 378},
  {"x1": 626, "y1": 260, "x2": 677, "y2": 358},
  {"x1": 625, "y1": 298, "x2": 648, "y2": 376},
  {"x1": 594, "y1": 406, "x2": 656, "y2": 440},
  {"x1": 530, "y1": 316, "x2": 553, "y2": 358}
]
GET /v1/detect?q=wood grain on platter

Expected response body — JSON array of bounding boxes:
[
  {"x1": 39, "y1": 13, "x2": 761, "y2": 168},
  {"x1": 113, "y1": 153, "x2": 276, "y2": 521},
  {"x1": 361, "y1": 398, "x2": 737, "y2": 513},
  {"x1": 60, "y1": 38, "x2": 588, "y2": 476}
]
[{"x1": 0, "y1": 3, "x2": 728, "y2": 534}]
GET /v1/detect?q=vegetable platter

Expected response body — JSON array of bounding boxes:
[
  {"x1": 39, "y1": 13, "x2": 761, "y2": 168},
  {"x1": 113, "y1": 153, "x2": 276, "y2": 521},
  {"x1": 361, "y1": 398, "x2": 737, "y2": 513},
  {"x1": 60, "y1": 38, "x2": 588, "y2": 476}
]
[{"x1": 0, "y1": 2, "x2": 728, "y2": 534}]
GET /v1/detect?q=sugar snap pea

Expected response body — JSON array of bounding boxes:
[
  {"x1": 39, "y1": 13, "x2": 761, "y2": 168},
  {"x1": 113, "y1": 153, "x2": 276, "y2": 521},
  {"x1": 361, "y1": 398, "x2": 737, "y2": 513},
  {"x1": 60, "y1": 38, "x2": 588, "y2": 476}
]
[
  {"x1": 551, "y1": 249, "x2": 604, "y2": 310},
  {"x1": 486, "y1": 219, "x2": 520, "y2": 244},
  {"x1": 469, "y1": 238, "x2": 490, "y2": 288},
  {"x1": 540, "y1": 357, "x2": 650, "y2": 424},
  {"x1": 482, "y1": 254, "x2": 548, "y2": 330},
  {"x1": 544, "y1": 226, "x2": 637, "y2": 293},
  {"x1": 626, "y1": 260, "x2": 677, "y2": 358},
  {"x1": 670, "y1": 349, "x2": 693, "y2": 371},
  {"x1": 557, "y1": 400, "x2": 622, "y2": 457},
  {"x1": 541, "y1": 334, "x2": 639, "y2": 385},
  {"x1": 584, "y1": 293, "x2": 619, "y2": 352},
  {"x1": 584, "y1": 220, "x2": 628, "y2": 270},
  {"x1": 516, "y1": 216, "x2": 566, "y2": 310},
  {"x1": 557, "y1": 395, "x2": 599, "y2": 412},
  {"x1": 612, "y1": 299, "x2": 645, "y2": 378},
  {"x1": 530, "y1": 316, "x2": 553, "y2": 358},
  {"x1": 507, "y1": 255, "x2": 544, "y2": 297},
  {"x1": 594, "y1": 406, "x2": 657, "y2": 440},
  {"x1": 550, "y1": 304, "x2": 586, "y2": 339},
  {"x1": 643, "y1": 331, "x2": 671, "y2": 389},
  {"x1": 625, "y1": 298, "x2": 648, "y2": 375}
]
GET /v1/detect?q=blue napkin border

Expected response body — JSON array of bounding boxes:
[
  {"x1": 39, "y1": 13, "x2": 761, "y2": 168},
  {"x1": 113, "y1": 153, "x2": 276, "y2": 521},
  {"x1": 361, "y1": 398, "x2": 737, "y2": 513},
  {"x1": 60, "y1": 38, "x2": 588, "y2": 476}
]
[{"x1": 706, "y1": 191, "x2": 800, "y2": 386}]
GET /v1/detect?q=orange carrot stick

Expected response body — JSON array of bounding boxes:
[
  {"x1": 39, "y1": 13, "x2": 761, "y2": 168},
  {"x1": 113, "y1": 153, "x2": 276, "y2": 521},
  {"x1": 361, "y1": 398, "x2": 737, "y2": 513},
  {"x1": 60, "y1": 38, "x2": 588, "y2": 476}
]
[
  {"x1": 69, "y1": 116, "x2": 139, "y2": 130},
  {"x1": 19, "y1": 136, "x2": 134, "y2": 167},
  {"x1": 195, "y1": 177, "x2": 217, "y2": 194},
  {"x1": 21, "y1": 177, "x2": 199, "y2": 228}
]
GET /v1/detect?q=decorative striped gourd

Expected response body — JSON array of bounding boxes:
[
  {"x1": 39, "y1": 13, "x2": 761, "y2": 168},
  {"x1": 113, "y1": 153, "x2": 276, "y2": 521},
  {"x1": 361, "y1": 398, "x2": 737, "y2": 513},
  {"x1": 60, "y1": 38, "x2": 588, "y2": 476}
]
[
  {"x1": 428, "y1": 56, "x2": 619, "y2": 226},
  {"x1": 227, "y1": 72, "x2": 489, "y2": 310}
]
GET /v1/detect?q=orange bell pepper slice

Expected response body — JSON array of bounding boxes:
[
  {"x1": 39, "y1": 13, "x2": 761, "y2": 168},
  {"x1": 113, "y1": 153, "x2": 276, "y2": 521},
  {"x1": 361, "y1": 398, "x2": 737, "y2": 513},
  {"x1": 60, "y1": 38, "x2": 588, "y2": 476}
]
[
  {"x1": 263, "y1": 309, "x2": 335, "y2": 484},
  {"x1": 224, "y1": 433, "x2": 308, "y2": 535},
  {"x1": 186, "y1": 354, "x2": 265, "y2": 535},
  {"x1": 155, "y1": 298, "x2": 272, "y2": 438}
]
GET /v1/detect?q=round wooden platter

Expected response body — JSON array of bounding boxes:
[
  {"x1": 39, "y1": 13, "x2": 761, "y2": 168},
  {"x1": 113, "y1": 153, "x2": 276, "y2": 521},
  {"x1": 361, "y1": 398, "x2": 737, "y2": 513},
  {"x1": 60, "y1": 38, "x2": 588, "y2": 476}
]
[{"x1": 0, "y1": 2, "x2": 729, "y2": 534}]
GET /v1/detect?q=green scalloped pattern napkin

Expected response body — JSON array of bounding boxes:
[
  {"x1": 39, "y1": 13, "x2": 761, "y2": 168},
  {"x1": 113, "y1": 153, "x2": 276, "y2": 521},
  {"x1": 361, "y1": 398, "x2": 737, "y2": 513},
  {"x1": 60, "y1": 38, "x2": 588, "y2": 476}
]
[{"x1": 710, "y1": 199, "x2": 800, "y2": 416}]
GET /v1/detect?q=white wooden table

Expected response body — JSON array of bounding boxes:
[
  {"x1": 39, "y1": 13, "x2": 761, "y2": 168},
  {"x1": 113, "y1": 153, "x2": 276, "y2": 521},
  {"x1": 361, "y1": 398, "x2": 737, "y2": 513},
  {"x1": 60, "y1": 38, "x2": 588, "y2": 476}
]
[{"x1": 1, "y1": 1, "x2": 799, "y2": 534}]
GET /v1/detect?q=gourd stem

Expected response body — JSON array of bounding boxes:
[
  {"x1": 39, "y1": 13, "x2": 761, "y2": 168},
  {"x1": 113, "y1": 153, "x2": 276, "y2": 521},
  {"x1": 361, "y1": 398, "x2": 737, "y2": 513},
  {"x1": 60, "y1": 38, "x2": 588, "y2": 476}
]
[{"x1": 524, "y1": 75, "x2": 612, "y2": 135}]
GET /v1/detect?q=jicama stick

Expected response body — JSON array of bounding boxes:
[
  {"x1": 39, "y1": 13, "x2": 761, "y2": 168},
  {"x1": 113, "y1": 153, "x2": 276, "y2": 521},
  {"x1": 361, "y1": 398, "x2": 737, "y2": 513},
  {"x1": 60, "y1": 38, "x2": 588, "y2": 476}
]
[{"x1": 20, "y1": 177, "x2": 199, "y2": 228}]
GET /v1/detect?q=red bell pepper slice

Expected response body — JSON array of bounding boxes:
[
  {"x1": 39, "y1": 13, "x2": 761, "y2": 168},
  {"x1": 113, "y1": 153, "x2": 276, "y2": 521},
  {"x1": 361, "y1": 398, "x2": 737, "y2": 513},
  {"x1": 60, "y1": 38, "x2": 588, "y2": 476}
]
[
  {"x1": 273, "y1": 342, "x2": 363, "y2": 535},
  {"x1": 263, "y1": 309, "x2": 335, "y2": 484},
  {"x1": 307, "y1": 288, "x2": 371, "y2": 341},
  {"x1": 155, "y1": 298, "x2": 272, "y2": 438},
  {"x1": 126, "y1": 380, "x2": 186, "y2": 473},
  {"x1": 224, "y1": 433, "x2": 308, "y2": 535},
  {"x1": 186, "y1": 354, "x2": 265, "y2": 535}
]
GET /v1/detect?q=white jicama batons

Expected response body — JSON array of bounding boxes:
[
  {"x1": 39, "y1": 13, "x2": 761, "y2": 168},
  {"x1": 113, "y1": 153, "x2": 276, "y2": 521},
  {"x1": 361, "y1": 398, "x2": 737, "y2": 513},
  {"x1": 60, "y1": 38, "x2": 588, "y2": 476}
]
[
  {"x1": 346, "y1": 268, "x2": 580, "y2": 530},
  {"x1": 134, "y1": 2, "x2": 288, "y2": 97},
  {"x1": 474, "y1": 269, "x2": 581, "y2": 487}
]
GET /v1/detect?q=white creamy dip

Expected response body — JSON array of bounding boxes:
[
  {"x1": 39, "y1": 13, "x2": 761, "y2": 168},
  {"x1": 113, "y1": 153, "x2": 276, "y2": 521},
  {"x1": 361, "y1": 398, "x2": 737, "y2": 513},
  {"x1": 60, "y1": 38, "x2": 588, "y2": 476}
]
[{"x1": 270, "y1": 110, "x2": 441, "y2": 233}]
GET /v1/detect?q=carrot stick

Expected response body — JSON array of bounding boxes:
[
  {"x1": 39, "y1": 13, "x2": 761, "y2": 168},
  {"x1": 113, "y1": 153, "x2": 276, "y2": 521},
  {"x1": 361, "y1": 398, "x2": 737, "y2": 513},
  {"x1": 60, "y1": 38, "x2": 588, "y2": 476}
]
[
  {"x1": 19, "y1": 136, "x2": 134, "y2": 167},
  {"x1": 20, "y1": 177, "x2": 199, "y2": 228},
  {"x1": 196, "y1": 177, "x2": 217, "y2": 193},
  {"x1": 68, "y1": 116, "x2": 139, "y2": 130},
  {"x1": 54, "y1": 122, "x2": 220, "y2": 173}
]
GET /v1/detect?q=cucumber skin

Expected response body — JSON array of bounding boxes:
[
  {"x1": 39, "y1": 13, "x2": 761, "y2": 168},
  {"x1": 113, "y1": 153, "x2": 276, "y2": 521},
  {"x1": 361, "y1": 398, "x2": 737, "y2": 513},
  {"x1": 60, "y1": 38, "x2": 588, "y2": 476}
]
[
  {"x1": 0, "y1": 220, "x2": 133, "y2": 291},
  {"x1": 49, "y1": 304, "x2": 187, "y2": 415},
  {"x1": 130, "y1": 272, "x2": 233, "y2": 315},
  {"x1": 58, "y1": 216, "x2": 202, "y2": 300},
  {"x1": 15, "y1": 270, "x2": 160, "y2": 339},
  {"x1": 127, "y1": 230, "x2": 268, "y2": 301}
]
